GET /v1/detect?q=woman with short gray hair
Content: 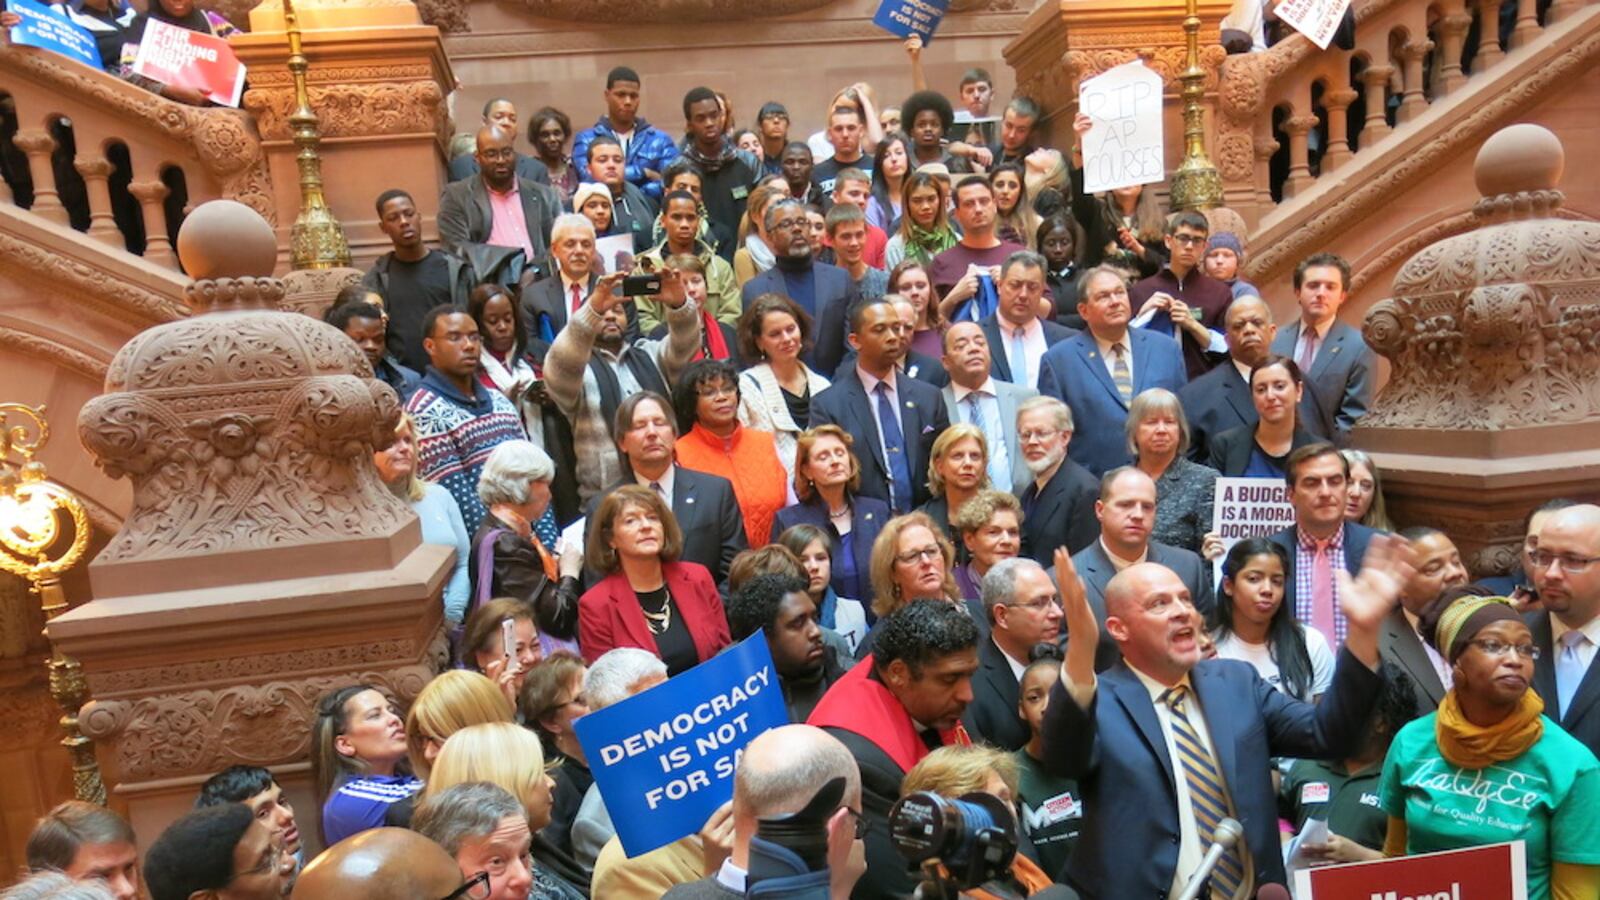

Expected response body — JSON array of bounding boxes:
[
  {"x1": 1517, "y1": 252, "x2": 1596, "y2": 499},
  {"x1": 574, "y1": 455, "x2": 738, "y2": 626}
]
[
  {"x1": 471, "y1": 441, "x2": 583, "y2": 656},
  {"x1": 1127, "y1": 388, "x2": 1219, "y2": 556}
]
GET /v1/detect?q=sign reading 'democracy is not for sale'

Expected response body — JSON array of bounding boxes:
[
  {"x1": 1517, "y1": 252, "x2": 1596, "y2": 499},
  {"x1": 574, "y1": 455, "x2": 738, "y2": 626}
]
[
  {"x1": 1210, "y1": 477, "x2": 1296, "y2": 581},
  {"x1": 1274, "y1": 0, "x2": 1354, "y2": 49},
  {"x1": 6, "y1": 0, "x2": 102, "y2": 70},
  {"x1": 872, "y1": 0, "x2": 950, "y2": 44},
  {"x1": 1292, "y1": 840, "x2": 1527, "y2": 899},
  {"x1": 1078, "y1": 60, "x2": 1165, "y2": 196},
  {"x1": 574, "y1": 634, "x2": 789, "y2": 857},
  {"x1": 131, "y1": 18, "x2": 246, "y2": 108}
]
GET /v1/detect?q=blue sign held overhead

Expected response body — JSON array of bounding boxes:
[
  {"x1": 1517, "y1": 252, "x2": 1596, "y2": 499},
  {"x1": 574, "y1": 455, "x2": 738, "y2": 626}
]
[
  {"x1": 872, "y1": 0, "x2": 949, "y2": 44},
  {"x1": 574, "y1": 634, "x2": 789, "y2": 857},
  {"x1": 6, "y1": 0, "x2": 102, "y2": 70}
]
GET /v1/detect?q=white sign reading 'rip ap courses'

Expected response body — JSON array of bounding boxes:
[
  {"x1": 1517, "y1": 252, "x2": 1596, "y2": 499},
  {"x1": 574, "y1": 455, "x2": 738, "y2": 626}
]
[{"x1": 1078, "y1": 60, "x2": 1165, "y2": 196}]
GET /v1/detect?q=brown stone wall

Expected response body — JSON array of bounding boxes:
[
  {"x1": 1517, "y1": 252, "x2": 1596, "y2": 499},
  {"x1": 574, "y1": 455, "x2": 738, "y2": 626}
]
[{"x1": 443, "y1": 0, "x2": 1027, "y2": 148}]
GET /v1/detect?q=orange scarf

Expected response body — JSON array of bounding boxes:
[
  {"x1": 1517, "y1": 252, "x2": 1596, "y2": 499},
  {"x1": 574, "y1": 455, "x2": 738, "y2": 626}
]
[{"x1": 1435, "y1": 688, "x2": 1544, "y2": 770}]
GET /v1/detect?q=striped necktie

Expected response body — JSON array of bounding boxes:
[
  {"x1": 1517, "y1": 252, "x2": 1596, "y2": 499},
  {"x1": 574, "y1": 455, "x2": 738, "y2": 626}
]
[
  {"x1": 1161, "y1": 684, "x2": 1247, "y2": 899},
  {"x1": 1112, "y1": 342, "x2": 1134, "y2": 402}
]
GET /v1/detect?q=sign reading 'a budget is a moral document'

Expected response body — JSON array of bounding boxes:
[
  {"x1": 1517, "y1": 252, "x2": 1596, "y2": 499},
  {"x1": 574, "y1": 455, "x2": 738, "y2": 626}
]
[{"x1": 574, "y1": 634, "x2": 789, "y2": 856}]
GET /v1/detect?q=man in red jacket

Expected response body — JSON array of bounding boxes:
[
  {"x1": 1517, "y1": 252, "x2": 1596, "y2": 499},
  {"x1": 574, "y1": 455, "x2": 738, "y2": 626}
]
[{"x1": 807, "y1": 600, "x2": 978, "y2": 899}]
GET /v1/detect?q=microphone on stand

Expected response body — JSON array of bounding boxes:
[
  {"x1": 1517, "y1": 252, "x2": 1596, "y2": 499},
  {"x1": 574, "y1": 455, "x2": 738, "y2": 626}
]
[{"x1": 1176, "y1": 817, "x2": 1245, "y2": 900}]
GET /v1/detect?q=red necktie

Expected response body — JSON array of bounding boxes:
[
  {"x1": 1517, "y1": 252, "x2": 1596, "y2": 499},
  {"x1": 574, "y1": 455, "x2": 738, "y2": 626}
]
[{"x1": 570, "y1": 282, "x2": 583, "y2": 313}]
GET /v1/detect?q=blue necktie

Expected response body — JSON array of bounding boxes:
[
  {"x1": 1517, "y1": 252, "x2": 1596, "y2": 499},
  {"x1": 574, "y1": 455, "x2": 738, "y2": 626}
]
[
  {"x1": 1010, "y1": 327, "x2": 1029, "y2": 386},
  {"x1": 876, "y1": 382, "x2": 912, "y2": 513}
]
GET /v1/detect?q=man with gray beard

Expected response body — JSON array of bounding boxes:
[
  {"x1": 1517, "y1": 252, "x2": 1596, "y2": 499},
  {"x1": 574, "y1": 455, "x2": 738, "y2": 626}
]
[{"x1": 1015, "y1": 395, "x2": 1099, "y2": 565}]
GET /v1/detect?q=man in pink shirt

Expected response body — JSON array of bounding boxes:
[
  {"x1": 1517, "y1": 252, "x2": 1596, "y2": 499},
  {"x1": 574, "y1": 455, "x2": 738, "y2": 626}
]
[{"x1": 438, "y1": 126, "x2": 561, "y2": 286}]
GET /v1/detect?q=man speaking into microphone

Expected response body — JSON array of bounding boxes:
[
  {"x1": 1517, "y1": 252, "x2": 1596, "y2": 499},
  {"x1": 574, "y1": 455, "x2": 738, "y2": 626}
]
[{"x1": 1039, "y1": 536, "x2": 1414, "y2": 898}]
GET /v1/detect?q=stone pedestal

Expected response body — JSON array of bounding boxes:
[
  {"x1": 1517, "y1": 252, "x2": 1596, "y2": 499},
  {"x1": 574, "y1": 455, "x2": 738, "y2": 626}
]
[
  {"x1": 233, "y1": 22, "x2": 455, "y2": 272},
  {"x1": 1354, "y1": 124, "x2": 1600, "y2": 576},
  {"x1": 51, "y1": 201, "x2": 452, "y2": 852}
]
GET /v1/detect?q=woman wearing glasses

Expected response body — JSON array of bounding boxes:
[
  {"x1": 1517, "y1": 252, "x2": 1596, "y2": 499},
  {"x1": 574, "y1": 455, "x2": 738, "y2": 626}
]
[
  {"x1": 672, "y1": 359, "x2": 789, "y2": 548},
  {"x1": 860, "y1": 514, "x2": 975, "y2": 661},
  {"x1": 1379, "y1": 586, "x2": 1600, "y2": 898},
  {"x1": 518, "y1": 653, "x2": 592, "y2": 869}
]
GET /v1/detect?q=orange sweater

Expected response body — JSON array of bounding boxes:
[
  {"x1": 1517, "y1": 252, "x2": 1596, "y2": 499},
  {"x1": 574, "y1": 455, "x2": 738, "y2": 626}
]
[{"x1": 675, "y1": 423, "x2": 788, "y2": 549}]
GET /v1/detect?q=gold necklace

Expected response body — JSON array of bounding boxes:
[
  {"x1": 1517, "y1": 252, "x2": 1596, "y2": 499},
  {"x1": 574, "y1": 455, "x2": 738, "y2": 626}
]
[{"x1": 640, "y1": 593, "x2": 672, "y2": 635}]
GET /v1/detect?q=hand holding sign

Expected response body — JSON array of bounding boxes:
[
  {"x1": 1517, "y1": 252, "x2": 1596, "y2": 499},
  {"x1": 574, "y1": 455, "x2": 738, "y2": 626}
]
[
  {"x1": 1274, "y1": 0, "x2": 1353, "y2": 49},
  {"x1": 6, "y1": 0, "x2": 102, "y2": 70},
  {"x1": 1078, "y1": 61, "x2": 1166, "y2": 196},
  {"x1": 873, "y1": 0, "x2": 949, "y2": 44},
  {"x1": 131, "y1": 18, "x2": 245, "y2": 107}
]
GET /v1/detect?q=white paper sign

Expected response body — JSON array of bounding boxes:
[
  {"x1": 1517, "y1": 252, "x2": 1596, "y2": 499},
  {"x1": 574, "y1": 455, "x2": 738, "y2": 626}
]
[
  {"x1": 1210, "y1": 477, "x2": 1296, "y2": 582},
  {"x1": 1078, "y1": 60, "x2": 1165, "y2": 195},
  {"x1": 594, "y1": 233, "x2": 637, "y2": 275},
  {"x1": 1274, "y1": 0, "x2": 1352, "y2": 49}
]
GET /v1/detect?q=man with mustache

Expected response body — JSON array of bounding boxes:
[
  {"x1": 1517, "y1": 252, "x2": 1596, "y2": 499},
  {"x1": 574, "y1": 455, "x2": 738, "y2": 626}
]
[
  {"x1": 1178, "y1": 295, "x2": 1277, "y2": 464},
  {"x1": 741, "y1": 198, "x2": 859, "y2": 377},
  {"x1": 1041, "y1": 528, "x2": 1411, "y2": 898}
]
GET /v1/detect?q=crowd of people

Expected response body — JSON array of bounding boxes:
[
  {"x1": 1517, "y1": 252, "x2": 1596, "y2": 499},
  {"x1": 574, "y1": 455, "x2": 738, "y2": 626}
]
[{"x1": 6, "y1": 37, "x2": 1600, "y2": 900}]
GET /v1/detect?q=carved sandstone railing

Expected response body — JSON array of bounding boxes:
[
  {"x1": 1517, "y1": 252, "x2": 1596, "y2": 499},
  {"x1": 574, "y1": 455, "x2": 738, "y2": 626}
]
[
  {"x1": 1215, "y1": 0, "x2": 1600, "y2": 278},
  {"x1": 0, "y1": 44, "x2": 275, "y2": 269}
]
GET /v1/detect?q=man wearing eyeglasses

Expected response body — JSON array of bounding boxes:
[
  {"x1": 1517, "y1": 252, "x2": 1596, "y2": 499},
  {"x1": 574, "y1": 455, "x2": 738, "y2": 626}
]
[
  {"x1": 962, "y1": 557, "x2": 1063, "y2": 750},
  {"x1": 1526, "y1": 503, "x2": 1600, "y2": 759},
  {"x1": 662, "y1": 725, "x2": 865, "y2": 899},
  {"x1": 143, "y1": 804, "x2": 296, "y2": 900},
  {"x1": 740, "y1": 198, "x2": 859, "y2": 376},
  {"x1": 1071, "y1": 467, "x2": 1215, "y2": 673},
  {"x1": 413, "y1": 782, "x2": 543, "y2": 900},
  {"x1": 1129, "y1": 210, "x2": 1234, "y2": 380},
  {"x1": 437, "y1": 126, "x2": 561, "y2": 288},
  {"x1": 1015, "y1": 395, "x2": 1100, "y2": 565}
]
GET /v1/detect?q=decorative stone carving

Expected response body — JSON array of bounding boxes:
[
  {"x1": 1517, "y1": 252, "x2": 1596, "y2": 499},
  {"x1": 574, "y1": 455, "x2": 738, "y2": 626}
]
[
  {"x1": 279, "y1": 267, "x2": 364, "y2": 319},
  {"x1": 243, "y1": 81, "x2": 447, "y2": 143},
  {"x1": 78, "y1": 202, "x2": 406, "y2": 569},
  {"x1": 0, "y1": 233, "x2": 187, "y2": 327}
]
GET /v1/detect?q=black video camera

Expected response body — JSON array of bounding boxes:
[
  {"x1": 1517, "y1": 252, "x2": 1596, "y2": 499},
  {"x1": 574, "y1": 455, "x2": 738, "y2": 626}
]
[{"x1": 888, "y1": 791, "x2": 1019, "y2": 898}]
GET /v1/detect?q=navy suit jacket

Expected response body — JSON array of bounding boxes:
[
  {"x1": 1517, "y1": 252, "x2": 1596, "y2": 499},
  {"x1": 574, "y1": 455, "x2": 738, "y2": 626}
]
[
  {"x1": 585, "y1": 467, "x2": 747, "y2": 591},
  {"x1": 1041, "y1": 652, "x2": 1380, "y2": 898},
  {"x1": 1529, "y1": 611, "x2": 1600, "y2": 760},
  {"x1": 1178, "y1": 360, "x2": 1255, "y2": 464},
  {"x1": 1268, "y1": 522, "x2": 1377, "y2": 619},
  {"x1": 770, "y1": 494, "x2": 891, "y2": 606},
  {"x1": 1270, "y1": 320, "x2": 1374, "y2": 446},
  {"x1": 979, "y1": 313, "x2": 1077, "y2": 387},
  {"x1": 741, "y1": 262, "x2": 858, "y2": 377},
  {"x1": 1037, "y1": 329, "x2": 1188, "y2": 476},
  {"x1": 833, "y1": 349, "x2": 949, "y2": 389},
  {"x1": 961, "y1": 635, "x2": 1031, "y2": 751},
  {"x1": 809, "y1": 369, "x2": 950, "y2": 513}
]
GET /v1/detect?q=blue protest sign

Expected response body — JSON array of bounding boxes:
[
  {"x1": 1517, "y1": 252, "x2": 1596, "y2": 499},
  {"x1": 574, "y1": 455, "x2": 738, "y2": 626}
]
[
  {"x1": 7, "y1": 0, "x2": 102, "y2": 70},
  {"x1": 574, "y1": 634, "x2": 789, "y2": 857},
  {"x1": 872, "y1": 0, "x2": 949, "y2": 44}
]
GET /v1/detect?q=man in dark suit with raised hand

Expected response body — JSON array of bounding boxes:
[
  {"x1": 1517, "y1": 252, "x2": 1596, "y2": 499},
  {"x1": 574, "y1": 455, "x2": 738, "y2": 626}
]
[
  {"x1": 1526, "y1": 503, "x2": 1600, "y2": 760},
  {"x1": 1038, "y1": 266, "x2": 1187, "y2": 476},
  {"x1": 963, "y1": 557, "x2": 1062, "y2": 751},
  {"x1": 1179, "y1": 294, "x2": 1276, "y2": 464},
  {"x1": 1041, "y1": 531, "x2": 1411, "y2": 899},
  {"x1": 1269, "y1": 252, "x2": 1374, "y2": 446},
  {"x1": 810, "y1": 296, "x2": 949, "y2": 514}
]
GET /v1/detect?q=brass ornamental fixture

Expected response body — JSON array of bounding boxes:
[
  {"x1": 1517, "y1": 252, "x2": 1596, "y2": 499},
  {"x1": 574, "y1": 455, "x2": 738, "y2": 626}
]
[
  {"x1": 0, "y1": 403, "x2": 105, "y2": 805},
  {"x1": 1169, "y1": 0, "x2": 1223, "y2": 211},
  {"x1": 282, "y1": 0, "x2": 353, "y2": 269}
]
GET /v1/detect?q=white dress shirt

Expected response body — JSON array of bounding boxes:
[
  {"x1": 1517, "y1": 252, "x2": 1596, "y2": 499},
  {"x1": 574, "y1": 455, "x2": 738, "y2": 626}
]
[
  {"x1": 857, "y1": 366, "x2": 903, "y2": 476},
  {"x1": 634, "y1": 465, "x2": 676, "y2": 505},
  {"x1": 998, "y1": 314, "x2": 1048, "y2": 389}
]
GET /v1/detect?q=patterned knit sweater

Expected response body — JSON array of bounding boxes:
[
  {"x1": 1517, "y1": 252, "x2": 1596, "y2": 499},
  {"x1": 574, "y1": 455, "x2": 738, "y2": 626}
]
[{"x1": 404, "y1": 369, "x2": 526, "y2": 535}]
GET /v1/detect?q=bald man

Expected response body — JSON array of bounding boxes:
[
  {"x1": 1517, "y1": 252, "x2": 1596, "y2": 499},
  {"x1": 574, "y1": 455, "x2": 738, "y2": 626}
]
[
  {"x1": 1527, "y1": 504, "x2": 1600, "y2": 758},
  {"x1": 291, "y1": 828, "x2": 462, "y2": 900},
  {"x1": 1178, "y1": 294, "x2": 1277, "y2": 463},
  {"x1": 437, "y1": 125, "x2": 561, "y2": 286},
  {"x1": 663, "y1": 725, "x2": 865, "y2": 899},
  {"x1": 1040, "y1": 537, "x2": 1410, "y2": 898}
]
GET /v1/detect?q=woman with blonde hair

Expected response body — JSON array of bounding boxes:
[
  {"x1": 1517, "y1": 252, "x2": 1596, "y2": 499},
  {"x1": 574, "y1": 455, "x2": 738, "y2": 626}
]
[
  {"x1": 405, "y1": 670, "x2": 514, "y2": 781},
  {"x1": 920, "y1": 425, "x2": 990, "y2": 559},
  {"x1": 425, "y1": 722, "x2": 583, "y2": 899},
  {"x1": 772, "y1": 426, "x2": 891, "y2": 613},
  {"x1": 1343, "y1": 448, "x2": 1396, "y2": 532},
  {"x1": 902, "y1": 745, "x2": 1054, "y2": 897},
  {"x1": 373, "y1": 413, "x2": 471, "y2": 625},
  {"x1": 868, "y1": 511, "x2": 961, "y2": 621}
]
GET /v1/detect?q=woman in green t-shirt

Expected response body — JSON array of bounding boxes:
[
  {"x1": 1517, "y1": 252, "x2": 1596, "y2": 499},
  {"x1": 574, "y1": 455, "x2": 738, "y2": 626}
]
[{"x1": 1378, "y1": 587, "x2": 1600, "y2": 899}]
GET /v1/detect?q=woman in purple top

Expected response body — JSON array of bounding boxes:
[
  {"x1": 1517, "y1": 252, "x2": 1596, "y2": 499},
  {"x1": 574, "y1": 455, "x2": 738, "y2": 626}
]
[
  {"x1": 951, "y1": 491, "x2": 1024, "y2": 602},
  {"x1": 311, "y1": 685, "x2": 421, "y2": 847}
]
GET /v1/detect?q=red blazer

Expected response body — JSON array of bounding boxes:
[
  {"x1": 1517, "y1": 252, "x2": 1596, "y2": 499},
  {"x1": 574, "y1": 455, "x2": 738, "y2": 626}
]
[{"x1": 578, "y1": 561, "x2": 731, "y2": 666}]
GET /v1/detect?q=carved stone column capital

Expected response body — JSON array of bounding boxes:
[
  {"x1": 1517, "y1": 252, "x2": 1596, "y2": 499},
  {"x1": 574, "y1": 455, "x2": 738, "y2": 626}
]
[
  {"x1": 11, "y1": 128, "x2": 57, "y2": 156},
  {"x1": 1283, "y1": 114, "x2": 1321, "y2": 136},
  {"x1": 1358, "y1": 64, "x2": 1396, "y2": 87},
  {"x1": 73, "y1": 157, "x2": 115, "y2": 180},
  {"x1": 1323, "y1": 88, "x2": 1359, "y2": 110},
  {"x1": 127, "y1": 180, "x2": 171, "y2": 204},
  {"x1": 1399, "y1": 39, "x2": 1436, "y2": 60}
]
